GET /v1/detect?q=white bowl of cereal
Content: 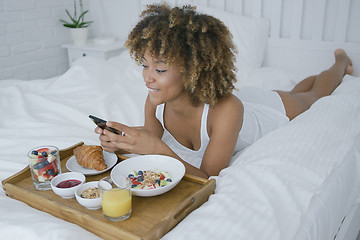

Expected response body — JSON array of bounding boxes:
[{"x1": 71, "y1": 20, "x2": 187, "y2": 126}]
[
  {"x1": 75, "y1": 181, "x2": 101, "y2": 210},
  {"x1": 111, "y1": 155, "x2": 186, "y2": 197}
]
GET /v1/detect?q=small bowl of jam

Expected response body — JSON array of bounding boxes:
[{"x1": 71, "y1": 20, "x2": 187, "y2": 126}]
[{"x1": 51, "y1": 172, "x2": 85, "y2": 199}]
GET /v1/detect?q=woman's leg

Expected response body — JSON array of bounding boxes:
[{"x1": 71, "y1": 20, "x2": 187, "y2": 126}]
[
  {"x1": 289, "y1": 75, "x2": 316, "y2": 94},
  {"x1": 276, "y1": 49, "x2": 353, "y2": 120}
]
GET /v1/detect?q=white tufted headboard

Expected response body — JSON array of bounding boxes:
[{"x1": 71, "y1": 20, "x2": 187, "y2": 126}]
[{"x1": 90, "y1": 0, "x2": 360, "y2": 77}]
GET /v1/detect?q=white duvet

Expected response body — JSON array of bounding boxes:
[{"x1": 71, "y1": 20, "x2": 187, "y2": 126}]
[{"x1": 1, "y1": 52, "x2": 360, "y2": 240}]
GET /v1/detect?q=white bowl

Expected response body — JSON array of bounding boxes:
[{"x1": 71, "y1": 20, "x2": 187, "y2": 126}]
[
  {"x1": 75, "y1": 181, "x2": 101, "y2": 210},
  {"x1": 50, "y1": 172, "x2": 85, "y2": 199},
  {"x1": 111, "y1": 155, "x2": 185, "y2": 197}
]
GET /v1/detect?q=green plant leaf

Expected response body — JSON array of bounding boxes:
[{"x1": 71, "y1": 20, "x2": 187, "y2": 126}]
[
  {"x1": 73, "y1": 0, "x2": 77, "y2": 20},
  {"x1": 63, "y1": 23, "x2": 77, "y2": 28},
  {"x1": 60, "y1": 0, "x2": 92, "y2": 28},
  {"x1": 59, "y1": 19, "x2": 70, "y2": 24},
  {"x1": 78, "y1": 10, "x2": 89, "y2": 19},
  {"x1": 65, "y1": 9, "x2": 77, "y2": 24},
  {"x1": 78, "y1": 21, "x2": 93, "y2": 28}
]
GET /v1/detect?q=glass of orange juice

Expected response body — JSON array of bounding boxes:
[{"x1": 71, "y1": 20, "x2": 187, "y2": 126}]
[{"x1": 98, "y1": 176, "x2": 132, "y2": 222}]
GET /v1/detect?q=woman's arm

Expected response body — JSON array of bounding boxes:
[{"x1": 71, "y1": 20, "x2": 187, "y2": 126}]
[
  {"x1": 102, "y1": 95, "x2": 243, "y2": 178},
  {"x1": 96, "y1": 95, "x2": 163, "y2": 153},
  {"x1": 103, "y1": 122, "x2": 212, "y2": 178},
  {"x1": 200, "y1": 95, "x2": 244, "y2": 176},
  {"x1": 143, "y1": 95, "x2": 164, "y2": 138},
  {"x1": 102, "y1": 96, "x2": 212, "y2": 178}
]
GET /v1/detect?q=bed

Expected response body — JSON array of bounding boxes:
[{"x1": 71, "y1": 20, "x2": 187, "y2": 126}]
[{"x1": 1, "y1": 0, "x2": 360, "y2": 239}]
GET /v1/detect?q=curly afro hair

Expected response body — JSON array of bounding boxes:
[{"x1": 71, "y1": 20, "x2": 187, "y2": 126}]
[{"x1": 125, "y1": 4, "x2": 237, "y2": 106}]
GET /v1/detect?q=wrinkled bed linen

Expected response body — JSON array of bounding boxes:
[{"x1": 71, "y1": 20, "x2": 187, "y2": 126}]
[
  {"x1": 0, "y1": 56, "x2": 145, "y2": 240},
  {"x1": 1, "y1": 54, "x2": 360, "y2": 240},
  {"x1": 163, "y1": 75, "x2": 360, "y2": 240}
]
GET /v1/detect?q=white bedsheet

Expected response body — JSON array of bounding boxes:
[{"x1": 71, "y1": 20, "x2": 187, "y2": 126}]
[
  {"x1": 164, "y1": 75, "x2": 360, "y2": 240},
  {"x1": 1, "y1": 53, "x2": 360, "y2": 240}
]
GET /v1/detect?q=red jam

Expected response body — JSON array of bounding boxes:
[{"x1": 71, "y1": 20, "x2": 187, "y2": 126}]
[{"x1": 56, "y1": 179, "x2": 82, "y2": 188}]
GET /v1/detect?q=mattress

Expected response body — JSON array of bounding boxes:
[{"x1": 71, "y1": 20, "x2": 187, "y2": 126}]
[
  {"x1": 163, "y1": 74, "x2": 360, "y2": 239},
  {"x1": 1, "y1": 54, "x2": 360, "y2": 240}
]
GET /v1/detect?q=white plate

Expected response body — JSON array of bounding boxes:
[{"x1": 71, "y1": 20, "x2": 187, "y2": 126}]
[
  {"x1": 66, "y1": 151, "x2": 117, "y2": 175},
  {"x1": 111, "y1": 155, "x2": 185, "y2": 197}
]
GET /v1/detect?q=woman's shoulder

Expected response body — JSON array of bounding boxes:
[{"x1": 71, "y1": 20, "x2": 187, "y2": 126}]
[
  {"x1": 208, "y1": 94, "x2": 243, "y2": 126},
  {"x1": 210, "y1": 94, "x2": 243, "y2": 114},
  {"x1": 206, "y1": 94, "x2": 243, "y2": 138}
]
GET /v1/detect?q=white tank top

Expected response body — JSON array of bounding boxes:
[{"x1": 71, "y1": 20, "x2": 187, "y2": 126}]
[
  {"x1": 155, "y1": 89, "x2": 289, "y2": 168},
  {"x1": 155, "y1": 103, "x2": 209, "y2": 168}
]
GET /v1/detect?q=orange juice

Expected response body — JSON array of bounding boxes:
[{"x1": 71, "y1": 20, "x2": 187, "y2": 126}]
[{"x1": 101, "y1": 188, "x2": 132, "y2": 218}]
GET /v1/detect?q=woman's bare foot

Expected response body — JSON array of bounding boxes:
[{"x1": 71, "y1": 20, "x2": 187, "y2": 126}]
[
  {"x1": 345, "y1": 65, "x2": 353, "y2": 75},
  {"x1": 334, "y1": 48, "x2": 353, "y2": 75}
]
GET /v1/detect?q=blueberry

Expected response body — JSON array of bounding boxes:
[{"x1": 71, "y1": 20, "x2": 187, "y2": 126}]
[
  {"x1": 138, "y1": 170, "x2": 143, "y2": 176},
  {"x1": 131, "y1": 184, "x2": 137, "y2": 188},
  {"x1": 31, "y1": 150, "x2": 38, "y2": 155},
  {"x1": 50, "y1": 151, "x2": 57, "y2": 156},
  {"x1": 33, "y1": 160, "x2": 49, "y2": 169},
  {"x1": 128, "y1": 174, "x2": 134, "y2": 178},
  {"x1": 46, "y1": 169, "x2": 55, "y2": 175},
  {"x1": 137, "y1": 176, "x2": 144, "y2": 182},
  {"x1": 166, "y1": 178, "x2": 172, "y2": 182},
  {"x1": 42, "y1": 151, "x2": 48, "y2": 157},
  {"x1": 155, "y1": 179, "x2": 160, "y2": 184}
]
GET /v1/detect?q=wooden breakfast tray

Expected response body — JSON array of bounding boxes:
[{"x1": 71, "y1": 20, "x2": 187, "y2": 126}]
[{"x1": 2, "y1": 142, "x2": 216, "y2": 240}]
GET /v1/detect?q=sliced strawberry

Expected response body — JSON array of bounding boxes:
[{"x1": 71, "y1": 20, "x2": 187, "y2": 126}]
[
  {"x1": 160, "y1": 174, "x2": 165, "y2": 180},
  {"x1": 50, "y1": 161, "x2": 58, "y2": 169},
  {"x1": 37, "y1": 163, "x2": 54, "y2": 176},
  {"x1": 43, "y1": 174, "x2": 50, "y2": 180},
  {"x1": 132, "y1": 181, "x2": 141, "y2": 185},
  {"x1": 37, "y1": 155, "x2": 46, "y2": 162}
]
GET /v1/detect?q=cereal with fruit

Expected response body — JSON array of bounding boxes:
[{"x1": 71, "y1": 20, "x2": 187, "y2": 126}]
[
  {"x1": 28, "y1": 145, "x2": 61, "y2": 190},
  {"x1": 128, "y1": 169, "x2": 172, "y2": 190}
]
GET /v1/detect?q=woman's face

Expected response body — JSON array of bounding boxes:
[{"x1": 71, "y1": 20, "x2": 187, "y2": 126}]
[{"x1": 142, "y1": 50, "x2": 187, "y2": 106}]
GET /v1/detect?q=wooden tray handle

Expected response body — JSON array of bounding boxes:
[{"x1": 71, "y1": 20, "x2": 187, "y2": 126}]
[
  {"x1": 172, "y1": 178, "x2": 216, "y2": 221},
  {"x1": 174, "y1": 197, "x2": 196, "y2": 219}
]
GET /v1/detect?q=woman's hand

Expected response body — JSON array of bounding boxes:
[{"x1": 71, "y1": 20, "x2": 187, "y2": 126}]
[
  {"x1": 96, "y1": 121, "x2": 163, "y2": 155},
  {"x1": 95, "y1": 126, "x2": 118, "y2": 153},
  {"x1": 95, "y1": 121, "x2": 211, "y2": 179}
]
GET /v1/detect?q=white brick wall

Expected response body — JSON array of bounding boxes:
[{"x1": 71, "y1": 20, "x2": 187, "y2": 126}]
[{"x1": 0, "y1": 0, "x2": 92, "y2": 80}]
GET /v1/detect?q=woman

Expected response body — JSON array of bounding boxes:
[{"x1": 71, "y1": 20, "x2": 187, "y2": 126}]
[{"x1": 95, "y1": 4, "x2": 353, "y2": 178}]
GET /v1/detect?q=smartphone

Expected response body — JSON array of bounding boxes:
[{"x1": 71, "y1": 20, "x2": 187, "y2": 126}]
[{"x1": 89, "y1": 115, "x2": 121, "y2": 135}]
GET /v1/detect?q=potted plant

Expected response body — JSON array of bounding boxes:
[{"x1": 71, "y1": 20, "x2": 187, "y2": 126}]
[{"x1": 59, "y1": 0, "x2": 93, "y2": 46}]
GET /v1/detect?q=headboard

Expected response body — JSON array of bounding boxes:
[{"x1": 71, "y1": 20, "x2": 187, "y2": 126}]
[
  {"x1": 142, "y1": 0, "x2": 360, "y2": 76},
  {"x1": 92, "y1": 0, "x2": 360, "y2": 77}
]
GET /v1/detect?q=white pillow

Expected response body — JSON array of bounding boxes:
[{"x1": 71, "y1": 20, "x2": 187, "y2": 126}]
[
  {"x1": 195, "y1": 6, "x2": 270, "y2": 70},
  {"x1": 235, "y1": 67, "x2": 300, "y2": 91}
]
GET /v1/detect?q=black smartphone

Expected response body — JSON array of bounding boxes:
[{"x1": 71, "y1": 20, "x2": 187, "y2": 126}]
[{"x1": 89, "y1": 115, "x2": 121, "y2": 135}]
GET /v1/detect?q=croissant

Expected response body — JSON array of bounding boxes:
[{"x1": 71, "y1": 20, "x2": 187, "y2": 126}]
[{"x1": 73, "y1": 145, "x2": 107, "y2": 171}]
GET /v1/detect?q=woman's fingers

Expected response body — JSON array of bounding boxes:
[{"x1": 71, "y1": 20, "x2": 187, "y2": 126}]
[
  {"x1": 94, "y1": 126, "x2": 104, "y2": 134},
  {"x1": 101, "y1": 122, "x2": 154, "y2": 154},
  {"x1": 106, "y1": 121, "x2": 132, "y2": 135},
  {"x1": 99, "y1": 134, "x2": 117, "y2": 152}
]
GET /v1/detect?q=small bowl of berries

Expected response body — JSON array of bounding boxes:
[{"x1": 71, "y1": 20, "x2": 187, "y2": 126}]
[{"x1": 50, "y1": 172, "x2": 85, "y2": 199}]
